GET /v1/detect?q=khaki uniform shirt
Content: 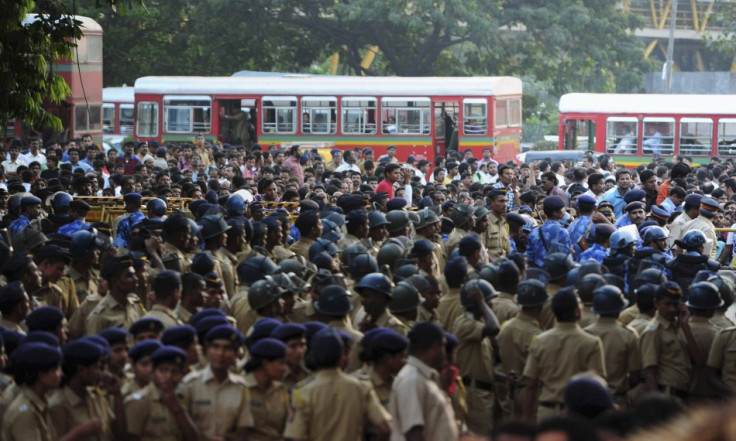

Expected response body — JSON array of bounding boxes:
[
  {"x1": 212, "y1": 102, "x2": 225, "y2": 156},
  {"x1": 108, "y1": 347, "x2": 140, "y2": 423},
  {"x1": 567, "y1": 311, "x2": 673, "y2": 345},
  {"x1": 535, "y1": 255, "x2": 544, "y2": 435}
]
[
  {"x1": 161, "y1": 242, "x2": 192, "y2": 274},
  {"x1": 180, "y1": 365, "x2": 253, "y2": 440},
  {"x1": 682, "y1": 215, "x2": 717, "y2": 260},
  {"x1": 68, "y1": 294, "x2": 102, "y2": 339},
  {"x1": 121, "y1": 378, "x2": 145, "y2": 398},
  {"x1": 243, "y1": 374, "x2": 288, "y2": 441},
  {"x1": 48, "y1": 386, "x2": 115, "y2": 441},
  {"x1": 628, "y1": 313, "x2": 654, "y2": 337},
  {"x1": 389, "y1": 356, "x2": 458, "y2": 441},
  {"x1": 174, "y1": 304, "x2": 194, "y2": 325},
  {"x1": 284, "y1": 368, "x2": 390, "y2": 441},
  {"x1": 145, "y1": 304, "x2": 184, "y2": 329},
  {"x1": 579, "y1": 305, "x2": 597, "y2": 329},
  {"x1": 414, "y1": 233, "x2": 444, "y2": 276},
  {"x1": 1, "y1": 386, "x2": 57, "y2": 441},
  {"x1": 711, "y1": 312, "x2": 735, "y2": 329},
  {"x1": 124, "y1": 383, "x2": 183, "y2": 441},
  {"x1": 290, "y1": 298, "x2": 317, "y2": 324},
  {"x1": 229, "y1": 288, "x2": 253, "y2": 334},
  {"x1": 353, "y1": 367, "x2": 392, "y2": 408},
  {"x1": 213, "y1": 248, "x2": 237, "y2": 300},
  {"x1": 416, "y1": 304, "x2": 437, "y2": 323},
  {"x1": 688, "y1": 315, "x2": 719, "y2": 397},
  {"x1": 584, "y1": 317, "x2": 642, "y2": 393},
  {"x1": 446, "y1": 228, "x2": 469, "y2": 259},
  {"x1": 523, "y1": 322, "x2": 606, "y2": 403},
  {"x1": 668, "y1": 212, "x2": 694, "y2": 250},
  {"x1": 64, "y1": 266, "x2": 100, "y2": 304},
  {"x1": 33, "y1": 281, "x2": 79, "y2": 319},
  {"x1": 289, "y1": 238, "x2": 314, "y2": 261},
  {"x1": 707, "y1": 326, "x2": 736, "y2": 388},
  {"x1": 374, "y1": 309, "x2": 409, "y2": 337},
  {"x1": 437, "y1": 286, "x2": 462, "y2": 331},
  {"x1": 619, "y1": 304, "x2": 640, "y2": 325},
  {"x1": 639, "y1": 312, "x2": 692, "y2": 391},
  {"x1": 0, "y1": 319, "x2": 24, "y2": 334},
  {"x1": 452, "y1": 313, "x2": 494, "y2": 383},
  {"x1": 282, "y1": 361, "x2": 311, "y2": 390},
  {"x1": 491, "y1": 292, "x2": 520, "y2": 324},
  {"x1": 85, "y1": 293, "x2": 145, "y2": 335},
  {"x1": 497, "y1": 312, "x2": 542, "y2": 377},
  {"x1": 484, "y1": 213, "x2": 510, "y2": 260},
  {"x1": 327, "y1": 318, "x2": 363, "y2": 373}
]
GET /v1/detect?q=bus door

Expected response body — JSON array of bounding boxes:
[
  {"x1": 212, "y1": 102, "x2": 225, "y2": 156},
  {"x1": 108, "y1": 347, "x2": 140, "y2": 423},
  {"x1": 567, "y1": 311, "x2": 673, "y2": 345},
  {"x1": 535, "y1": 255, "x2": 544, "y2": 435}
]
[
  {"x1": 218, "y1": 98, "x2": 257, "y2": 145},
  {"x1": 433, "y1": 100, "x2": 458, "y2": 156},
  {"x1": 563, "y1": 117, "x2": 596, "y2": 151}
]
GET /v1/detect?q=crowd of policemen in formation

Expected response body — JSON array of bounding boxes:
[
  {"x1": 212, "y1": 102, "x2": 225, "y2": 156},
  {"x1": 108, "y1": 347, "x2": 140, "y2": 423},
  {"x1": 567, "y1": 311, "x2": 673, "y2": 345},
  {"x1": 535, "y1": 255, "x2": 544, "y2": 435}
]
[{"x1": 1, "y1": 134, "x2": 736, "y2": 441}]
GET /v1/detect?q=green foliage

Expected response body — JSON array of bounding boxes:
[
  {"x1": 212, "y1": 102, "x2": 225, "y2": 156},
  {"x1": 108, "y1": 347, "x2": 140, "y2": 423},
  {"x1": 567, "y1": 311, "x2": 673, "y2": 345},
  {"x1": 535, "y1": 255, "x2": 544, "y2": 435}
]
[{"x1": 532, "y1": 140, "x2": 558, "y2": 151}]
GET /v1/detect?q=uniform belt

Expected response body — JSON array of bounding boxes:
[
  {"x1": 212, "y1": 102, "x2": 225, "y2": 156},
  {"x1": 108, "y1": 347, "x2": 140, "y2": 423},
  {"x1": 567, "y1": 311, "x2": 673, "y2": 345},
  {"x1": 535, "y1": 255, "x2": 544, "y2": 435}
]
[
  {"x1": 538, "y1": 401, "x2": 565, "y2": 409},
  {"x1": 461, "y1": 376, "x2": 494, "y2": 392},
  {"x1": 659, "y1": 385, "x2": 688, "y2": 400}
]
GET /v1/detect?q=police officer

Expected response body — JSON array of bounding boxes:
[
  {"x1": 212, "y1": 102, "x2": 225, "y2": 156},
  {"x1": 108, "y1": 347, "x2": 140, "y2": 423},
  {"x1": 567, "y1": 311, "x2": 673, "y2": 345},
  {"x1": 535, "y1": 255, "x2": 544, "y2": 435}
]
[
  {"x1": 626, "y1": 284, "x2": 658, "y2": 335},
  {"x1": 143, "y1": 270, "x2": 184, "y2": 329},
  {"x1": 629, "y1": 226, "x2": 672, "y2": 276},
  {"x1": 669, "y1": 230, "x2": 720, "y2": 295},
  {"x1": 39, "y1": 192, "x2": 73, "y2": 234},
  {"x1": 388, "y1": 281, "x2": 423, "y2": 330},
  {"x1": 568, "y1": 194, "x2": 597, "y2": 259},
  {"x1": 437, "y1": 256, "x2": 468, "y2": 330},
  {"x1": 484, "y1": 190, "x2": 511, "y2": 260},
  {"x1": 312, "y1": 285, "x2": 363, "y2": 372},
  {"x1": 85, "y1": 256, "x2": 146, "y2": 335},
  {"x1": 9, "y1": 195, "x2": 42, "y2": 236},
  {"x1": 242, "y1": 337, "x2": 289, "y2": 440},
  {"x1": 271, "y1": 323, "x2": 310, "y2": 388},
  {"x1": 291, "y1": 211, "x2": 322, "y2": 260},
  {"x1": 584, "y1": 285, "x2": 641, "y2": 408},
  {"x1": 458, "y1": 235, "x2": 484, "y2": 280},
  {"x1": 526, "y1": 196, "x2": 572, "y2": 267},
  {"x1": 0, "y1": 281, "x2": 30, "y2": 333},
  {"x1": 64, "y1": 230, "x2": 103, "y2": 304},
  {"x1": 681, "y1": 197, "x2": 720, "y2": 260},
  {"x1": 57, "y1": 200, "x2": 92, "y2": 236},
  {"x1": 447, "y1": 203, "x2": 476, "y2": 257},
  {"x1": 238, "y1": 277, "x2": 284, "y2": 335},
  {"x1": 490, "y1": 259, "x2": 521, "y2": 323},
  {"x1": 576, "y1": 274, "x2": 606, "y2": 328},
  {"x1": 199, "y1": 214, "x2": 237, "y2": 299},
  {"x1": 355, "y1": 273, "x2": 408, "y2": 336},
  {"x1": 668, "y1": 193, "x2": 702, "y2": 252},
  {"x1": 114, "y1": 193, "x2": 145, "y2": 249},
  {"x1": 413, "y1": 208, "x2": 446, "y2": 273},
  {"x1": 602, "y1": 230, "x2": 637, "y2": 293},
  {"x1": 122, "y1": 340, "x2": 163, "y2": 397},
  {"x1": 579, "y1": 223, "x2": 615, "y2": 264},
  {"x1": 368, "y1": 210, "x2": 389, "y2": 256},
  {"x1": 685, "y1": 282, "x2": 722, "y2": 402},
  {"x1": 161, "y1": 213, "x2": 194, "y2": 273},
  {"x1": 32, "y1": 243, "x2": 79, "y2": 318}
]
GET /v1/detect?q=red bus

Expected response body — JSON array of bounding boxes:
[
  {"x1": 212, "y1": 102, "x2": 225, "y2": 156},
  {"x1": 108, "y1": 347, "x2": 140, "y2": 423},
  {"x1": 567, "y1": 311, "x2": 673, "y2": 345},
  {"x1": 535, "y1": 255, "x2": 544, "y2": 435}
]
[
  {"x1": 5, "y1": 15, "x2": 103, "y2": 144},
  {"x1": 558, "y1": 93, "x2": 736, "y2": 166},
  {"x1": 133, "y1": 75, "x2": 523, "y2": 163},
  {"x1": 103, "y1": 86, "x2": 134, "y2": 147}
]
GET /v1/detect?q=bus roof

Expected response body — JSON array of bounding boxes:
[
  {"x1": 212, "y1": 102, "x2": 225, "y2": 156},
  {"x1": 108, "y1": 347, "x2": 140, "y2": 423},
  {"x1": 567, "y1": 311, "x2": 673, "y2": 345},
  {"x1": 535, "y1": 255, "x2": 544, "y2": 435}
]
[
  {"x1": 23, "y1": 14, "x2": 102, "y2": 33},
  {"x1": 103, "y1": 87, "x2": 134, "y2": 103},
  {"x1": 559, "y1": 93, "x2": 736, "y2": 116},
  {"x1": 134, "y1": 75, "x2": 522, "y2": 97}
]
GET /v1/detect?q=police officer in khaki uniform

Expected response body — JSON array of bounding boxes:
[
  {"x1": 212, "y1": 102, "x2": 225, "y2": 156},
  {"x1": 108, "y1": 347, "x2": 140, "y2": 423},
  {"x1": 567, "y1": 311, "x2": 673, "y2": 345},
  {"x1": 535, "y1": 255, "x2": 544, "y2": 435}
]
[
  {"x1": 180, "y1": 325, "x2": 253, "y2": 441},
  {"x1": 706, "y1": 324, "x2": 736, "y2": 394},
  {"x1": 312, "y1": 285, "x2": 363, "y2": 373},
  {"x1": 684, "y1": 282, "x2": 722, "y2": 401},
  {"x1": 290, "y1": 211, "x2": 322, "y2": 260},
  {"x1": 85, "y1": 256, "x2": 146, "y2": 336},
  {"x1": 33, "y1": 244, "x2": 79, "y2": 319},
  {"x1": 523, "y1": 288, "x2": 606, "y2": 421},
  {"x1": 144, "y1": 270, "x2": 184, "y2": 329},
  {"x1": 451, "y1": 279, "x2": 500, "y2": 435},
  {"x1": 243, "y1": 337, "x2": 290, "y2": 441},
  {"x1": 160, "y1": 213, "x2": 194, "y2": 274},
  {"x1": 124, "y1": 346, "x2": 200, "y2": 441},
  {"x1": 199, "y1": 214, "x2": 237, "y2": 300},
  {"x1": 484, "y1": 189, "x2": 511, "y2": 260},
  {"x1": 491, "y1": 259, "x2": 522, "y2": 323},
  {"x1": 627, "y1": 284, "x2": 657, "y2": 336},
  {"x1": 62, "y1": 229, "x2": 102, "y2": 305},
  {"x1": 355, "y1": 273, "x2": 408, "y2": 337},
  {"x1": 0, "y1": 281, "x2": 30, "y2": 334},
  {"x1": 284, "y1": 328, "x2": 391, "y2": 441},
  {"x1": 437, "y1": 257, "x2": 468, "y2": 331},
  {"x1": 413, "y1": 209, "x2": 446, "y2": 274},
  {"x1": 584, "y1": 285, "x2": 641, "y2": 408},
  {"x1": 640, "y1": 282, "x2": 701, "y2": 401},
  {"x1": 271, "y1": 323, "x2": 310, "y2": 389},
  {"x1": 446, "y1": 203, "x2": 476, "y2": 258}
]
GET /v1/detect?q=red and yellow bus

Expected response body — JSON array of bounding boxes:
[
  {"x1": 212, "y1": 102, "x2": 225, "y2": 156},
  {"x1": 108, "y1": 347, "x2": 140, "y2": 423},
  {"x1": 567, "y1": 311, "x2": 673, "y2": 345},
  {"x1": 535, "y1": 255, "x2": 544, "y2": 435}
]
[
  {"x1": 133, "y1": 75, "x2": 523, "y2": 163},
  {"x1": 103, "y1": 86, "x2": 134, "y2": 146},
  {"x1": 5, "y1": 15, "x2": 104, "y2": 144},
  {"x1": 558, "y1": 93, "x2": 736, "y2": 166}
]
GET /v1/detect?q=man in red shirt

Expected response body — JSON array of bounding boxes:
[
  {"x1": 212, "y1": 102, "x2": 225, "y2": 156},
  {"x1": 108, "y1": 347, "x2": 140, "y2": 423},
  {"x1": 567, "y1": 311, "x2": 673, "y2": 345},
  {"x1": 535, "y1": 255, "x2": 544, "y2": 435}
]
[
  {"x1": 376, "y1": 163, "x2": 404, "y2": 199},
  {"x1": 281, "y1": 145, "x2": 304, "y2": 185}
]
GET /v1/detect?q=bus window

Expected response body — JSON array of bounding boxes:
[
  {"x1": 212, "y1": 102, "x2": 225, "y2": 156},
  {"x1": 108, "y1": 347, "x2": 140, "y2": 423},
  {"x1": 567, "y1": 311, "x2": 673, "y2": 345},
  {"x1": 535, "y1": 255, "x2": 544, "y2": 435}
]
[
  {"x1": 89, "y1": 105, "x2": 102, "y2": 131},
  {"x1": 464, "y1": 99, "x2": 487, "y2": 135},
  {"x1": 120, "y1": 105, "x2": 134, "y2": 135},
  {"x1": 508, "y1": 99, "x2": 521, "y2": 127},
  {"x1": 563, "y1": 119, "x2": 595, "y2": 150},
  {"x1": 137, "y1": 102, "x2": 159, "y2": 138},
  {"x1": 163, "y1": 96, "x2": 211, "y2": 133},
  {"x1": 642, "y1": 118, "x2": 674, "y2": 156},
  {"x1": 381, "y1": 98, "x2": 431, "y2": 135},
  {"x1": 103, "y1": 105, "x2": 115, "y2": 134},
  {"x1": 679, "y1": 118, "x2": 713, "y2": 156},
  {"x1": 605, "y1": 117, "x2": 638, "y2": 155},
  {"x1": 263, "y1": 96, "x2": 297, "y2": 134},
  {"x1": 494, "y1": 100, "x2": 507, "y2": 129},
  {"x1": 717, "y1": 118, "x2": 736, "y2": 156},
  {"x1": 342, "y1": 97, "x2": 377, "y2": 134},
  {"x1": 302, "y1": 97, "x2": 337, "y2": 134}
]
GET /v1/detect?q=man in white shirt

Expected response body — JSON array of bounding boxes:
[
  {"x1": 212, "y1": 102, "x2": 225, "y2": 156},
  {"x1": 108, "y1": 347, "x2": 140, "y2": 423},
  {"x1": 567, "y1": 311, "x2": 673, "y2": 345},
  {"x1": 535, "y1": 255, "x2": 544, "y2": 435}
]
[
  {"x1": 334, "y1": 150, "x2": 361, "y2": 173},
  {"x1": 1, "y1": 145, "x2": 27, "y2": 175},
  {"x1": 21, "y1": 139, "x2": 47, "y2": 170}
]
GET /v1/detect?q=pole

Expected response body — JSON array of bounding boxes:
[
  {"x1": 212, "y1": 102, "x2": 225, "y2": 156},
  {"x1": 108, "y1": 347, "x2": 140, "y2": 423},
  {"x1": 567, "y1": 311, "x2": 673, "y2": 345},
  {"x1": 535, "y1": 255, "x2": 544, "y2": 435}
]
[{"x1": 665, "y1": 0, "x2": 678, "y2": 92}]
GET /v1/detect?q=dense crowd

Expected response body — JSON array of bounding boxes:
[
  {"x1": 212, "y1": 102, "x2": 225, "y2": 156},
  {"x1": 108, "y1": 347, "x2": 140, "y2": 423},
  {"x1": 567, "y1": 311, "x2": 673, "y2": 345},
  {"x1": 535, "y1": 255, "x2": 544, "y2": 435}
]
[{"x1": 0, "y1": 133, "x2": 735, "y2": 441}]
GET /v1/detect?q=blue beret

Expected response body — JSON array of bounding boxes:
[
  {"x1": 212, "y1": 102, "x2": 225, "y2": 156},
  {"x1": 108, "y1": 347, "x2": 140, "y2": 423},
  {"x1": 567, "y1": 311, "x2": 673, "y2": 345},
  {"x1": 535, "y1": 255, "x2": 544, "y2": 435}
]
[
  {"x1": 360, "y1": 328, "x2": 388, "y2": 352},
  {"x1": 651, "y1": 204, "x2": 670, "y2": 220},
  {"x1": 123, "y1": 193, "x2": 142, "y2": 203},
  {"x1": 1, "y1": 330, "x2": 25, "y2": 355},
  {"x1": 246, "y1": 318, "x2": 282, "y2": 348},
  {"x1": 150, "y1": 346, "x2": 188, "y2": 367},
  {"x1": 303, "y1": 322, "x2": 328, "y2": 342},
  {"x1": 203, "y1": 273, "x2": 223, "y2": 290},
  {"x1": 204, "y1": 190, "x2": 218, "y2": 204},
  {"x1": 564, "y1": 375, "x2": 614, "y2": 411},
  {"x1": 345, "y1": 209, "x2": 369, "y2": 225},
  {"x1": 101, "y1": 255, "x2": 134, "y2": 280},
  {"x1": 262, "y1": 215, "x2": 281, "y2": 229},
  {"x1": 624, "y1": 201, "x2": 645, "y2": 213},
  {"x1": 128, "y1": 340, "x2": 163, "y2": 362},
  {"x1": 24, "y1": 331, "x2": 59, "y2": 348},
  {"x1": 205, "y1": 324, "x2": 244, "y2": 346},
  {"x1": 543, "y1": 196, "x2": 566, "y2": 211},
  {"x1": 518, "y1": 205, "x2": 533, "y2": 215},
  {"x1": 379, "y1": 156, "x2": 390, "y2": 163},
  {"x1": 445, "y1": 332, "x2": 459, "y2": 354},
  {"x1": 250, "y1": 337, "x2": 287, "y2": 360},
  {"x1": 161, "y1": 325, "x2": 197, "y2": 349},
  {"x1": 1, "y1": 254, "x2": 33, "y2": 279},
  {"x1": 386, "y1": 198, "x2": 407, "y2": 211},
  {"x1": 190, "y1": 308, "x2": 226, "y2": 327},
  {"x1": 506, "y1": 213, "x2": 526, "y2": 226},
  {"x1": 14, "y1": 342, "x2": 62, "y2": 369},
  {"x1": 130, "y1": 252, "x2": 148, "y2": 269},
  {"x1": 129, "y1": 317, "x2": 164, "y2": 336},
  {"x1": 458, "y1": 235, "x2": 482, "y2": 254},
  {"x1": 34, "y1": 244, "x2": 71, "y2": 263},
  {"x1": 195, "y1": 316, "x2": 228, "y2": 340},
  {"x1": 309, "y1": 328, "x2": 344, "y2": 365},
  {"x1": 153, "y1": 269, "x2": 181, "y2": 289},
  {"x1": 86, "y1": 335, "x2": 111, "y2": 353},
  {"x1": 25, "y1": 306, "x2": 64, "y2": 333},
  {"x1": 99, "y1": 327, "x2": 129, "y2": 346},
  {"x1": 271, "y1": 323, "x2": 307, "y2": 342},
  {"x1": 63, "y1": 338, "x2": 106, "y2": 364},
  {"x1": 409, "y1": 239, "x2": 435, "y2": 257},
  {"x1": 418, "y1": 197, "x2": 433, "y2": 209},
  {"x1": 372, "y1": 329, "x2": 408, "y2": 352},
  {"x1": 623, "y1": 189, "x2": 646, "y2": 204},
  {"x1": 685, "y1": 193, "x2": 703, "y2": 207},
  {"x1": 20, "y1": 196, "x2": 42, "y2": 207},
  {"x1": 0, "y1": 281, "x2": 26, "y2": 310},
  {"x1": 577, "y1": 194, "x2": 597, "y2": 206}
]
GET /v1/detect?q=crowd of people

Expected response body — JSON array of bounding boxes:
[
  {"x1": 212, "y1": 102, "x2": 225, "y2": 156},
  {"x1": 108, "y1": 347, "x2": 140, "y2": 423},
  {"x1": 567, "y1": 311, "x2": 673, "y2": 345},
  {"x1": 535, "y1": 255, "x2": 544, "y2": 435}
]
[{"x1": 0, "y1": 133, "x2": 736, "y2": 441}]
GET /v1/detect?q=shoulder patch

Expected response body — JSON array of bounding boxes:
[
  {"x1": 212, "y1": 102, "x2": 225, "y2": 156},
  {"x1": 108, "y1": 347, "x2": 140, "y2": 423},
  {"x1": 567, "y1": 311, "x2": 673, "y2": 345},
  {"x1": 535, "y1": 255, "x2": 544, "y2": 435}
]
[
  {"x1": 131, "y1": 392, "x2": 143, "y2": 401},
  {"x1": 18, "y1": 404, "x2": 28, "y2": 413}
]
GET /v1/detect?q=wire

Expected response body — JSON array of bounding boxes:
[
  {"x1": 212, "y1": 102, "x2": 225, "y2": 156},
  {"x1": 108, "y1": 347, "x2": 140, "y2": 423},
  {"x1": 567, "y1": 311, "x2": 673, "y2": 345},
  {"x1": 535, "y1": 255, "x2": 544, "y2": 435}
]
[{"x1": 72, "y1": 0, "x2": 92, "y2": 138}]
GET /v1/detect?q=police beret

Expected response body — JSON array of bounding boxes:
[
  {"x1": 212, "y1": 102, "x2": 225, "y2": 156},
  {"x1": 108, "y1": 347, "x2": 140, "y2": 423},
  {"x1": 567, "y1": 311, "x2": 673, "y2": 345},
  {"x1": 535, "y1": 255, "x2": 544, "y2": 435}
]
[
  {"x1": 624, "y1": 189, "x2": 645, "y2": 204},
  {"x1": 250, "y1": 337, "x2": 287, "y2": 360},
  {"x1": 190, "y1": 308, "x2": 226, "y2": 327},
  {"x1": 551, "y1": 287, "x2": 580, "y2": 316},
  {"x1": 260, "y1": 215, "x2": 280, "y2": 230},
  {"x1": 564, "y1": 375, "x2": 614, "y2": 412},
  {"x1": 85, "y1": 335, "x2": 111, "y2": 355},
  {"x1": 25, "y1": 306, "x2": 64, "y2": 333},
  {"x1": 188, "y1": 199, "x2": 208, "y2": 214},
  {"x1": 303, "y1": 321, "x2": 329, "y2": 342},
  {"x1": 336, "y1": 329, "x2": 354, "y2": 345},
  {"x1": 271, "y1": 323, "x2": 307, "y2": 342},
  {"x1": 14, "y1": 342, "x2": 62, "y2": 369},
  {"x1": 684, "y1": 193, "x2": 703, "y2": 207},
  {"x1": 409, "y1": 239, "x2": 435, "y2": 258},
  {"x1": 1, "y1": 254, "x2": 33, "y2": 279},
  {"x1": 128, "y1": 339, "x2": 163, "y2": 362},
  {"x1": 364, "y1": 148, "x2": 374, "y2": 154},
  {"x1": 123, "y1": 193, "x2": 142, "y2": 204},
  {"x1": 445, "y1": 332, "x2": 459, "y2": 354},
  {"x1": 505, "y1": 213, "x2": 526, "y2": 227},
  {"x1": 101, "y1": 255, "x2": 134, "y2": 280},
  {"x1": 63, "y1": 338, "x2": 107, "y2": 365},
  {"x1": 245, "y1": 318, "x2": 283, "y2": 349},
  {"x1": 20, "y1": 196, "x2": 42, "y2": 207},
  {"x1": 577, "y1": 194, "x2": 597, "y2": 206},
  {"x1": 345, "y1": 210, "x2": 369, "y2": 225},
  {"x1": 204, "y1": 272, "x2": 223, "y2": 289},
  {"x1": 624, "y1": 201, "x2": 645, "y2": 213},
  {"x1": 195, "y1": 316, "x2": 229, "y2": 344},
  {"x1": 299, "y1": 200, "x2": 320, "y2": 212},
  {"x1": 24, "y1": 331, "x2": 59, "y2": 348},
  {"x1": 701, "y1": 197, "x2": 723, "y2": 212},
  {"x1": 251, "y1": 221, "x2": 266, "y2": 237},
  {"x1": 191, "y1": 252, "x2": 216, "y2": 275},
  {"x1": 543, "y1": 196, "x2": 566, "y2": 212},
  {"x1": 386, "y1": 198, "x2": 408, "y2": 211},
  {"x1": 99, "y1": 327, "x2": 129, "y2": 346},
  {"x1": 337, "y1": 194, "x2": 368, "y2": 213},
  {"x1": 518, "y1": 206, "x2": 533, "y2": 215},
  {"x1": 69, "y1": 200, "x2": 91, "y2": 212},
  {"x1": 0, "y1": 281, "x2": 26, "y2": 311},
  {"x1": 153, "y1": 269, "x2": 181, "y2": 289},
  {"x1": 359, "y1": 328, "x2": 386, "y2": 354},
  {"x1": 129, "y1": 317, "x2": 164, "y2": 336},
  {"x1": 151, "y1": 346, "x2": 187, "y2": 367},
  {"x1": 34, "y1": 244, "x2": 72, "y2": 264},
  {"x1": 205, "y1": 324, "x2": 244, "y2": 347},
  {"x1": 127, "y1": 252, "x2": 146, "y2": 269},
  {"x1": 650, "y1": 204, "x2": 670, "y2": 220},
  {"x1": 1, "y1": 330, "x2": 24, "y2": 355},
  {"x1": 372, "y1": 329, "x2": 408, "y2": 353},
  {"x1": 487, "y1": 189, "x2": 507, "y2": 199},
  {"x1": 161, "y1": 325, "x2": 197, "y2": 349},
  {"x1": 309, "y1": 328, "x2": 344, "y2": 365}
]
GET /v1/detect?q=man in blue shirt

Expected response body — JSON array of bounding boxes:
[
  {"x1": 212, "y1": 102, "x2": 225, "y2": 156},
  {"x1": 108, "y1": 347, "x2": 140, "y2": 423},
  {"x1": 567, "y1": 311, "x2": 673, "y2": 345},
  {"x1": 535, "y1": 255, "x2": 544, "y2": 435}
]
[
  {"x1": 9, "y1": 196, "x2": 42, "y2": 236},
  {"x1": 66, "y1": 147, "x2": 93, "y2": 174},
  {"x1": 527, "y1": 196, "x2": 573, "y2": 267},
  {"x1": 114, "y1": 193, "x2": 145, "y2": 248},
  {"x1": 579, "y1": 224, "x2": 615, "y2": 264},
  {"x1": 599, "y1": 169, "x2": 633, "y2": 219},
  {"x1": 493, "y1": 164, "x2": 520, "y2": 212},
  {"x1": 568, "y1": 194, "x2": 597, "y2": 260}
]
